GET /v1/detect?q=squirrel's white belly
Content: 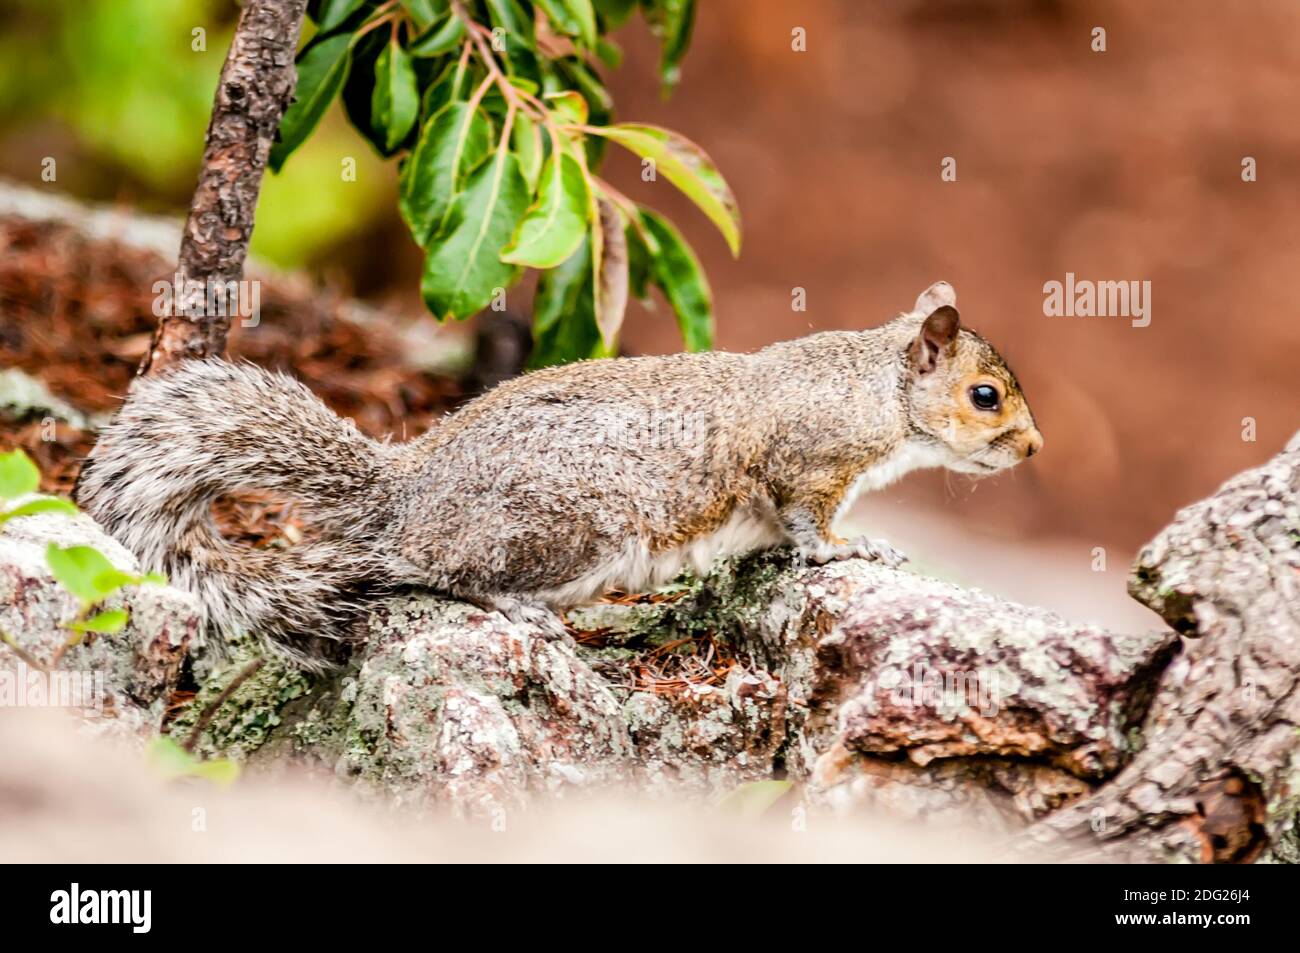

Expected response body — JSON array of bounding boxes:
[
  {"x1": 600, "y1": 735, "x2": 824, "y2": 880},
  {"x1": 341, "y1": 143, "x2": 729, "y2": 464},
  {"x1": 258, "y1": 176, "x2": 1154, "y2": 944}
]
[
  {"x1": 544, "y1": 444, "x2": 946, "y2": 608},
  {"x1": 833, "y1": 441, "x2": 950, "y2": 527},
  {"x1": 542, "y1": 507, "x2": 783, "y2": 606},
  {"x1": 676, "y1": 508, "x2": 784, "y2": 579}
]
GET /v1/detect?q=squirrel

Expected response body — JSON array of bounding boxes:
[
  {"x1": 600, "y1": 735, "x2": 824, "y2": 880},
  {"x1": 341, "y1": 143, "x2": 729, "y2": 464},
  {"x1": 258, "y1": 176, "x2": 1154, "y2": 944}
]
[{"x1": 75, "y1": 281, "x2": 1041, "y2": 669}]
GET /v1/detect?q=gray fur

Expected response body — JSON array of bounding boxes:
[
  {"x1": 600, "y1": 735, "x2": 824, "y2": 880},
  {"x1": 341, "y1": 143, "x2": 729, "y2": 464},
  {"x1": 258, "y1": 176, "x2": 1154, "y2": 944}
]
[{"x1": 76, "y1": 284, "x2": 1042, "y2": 668}]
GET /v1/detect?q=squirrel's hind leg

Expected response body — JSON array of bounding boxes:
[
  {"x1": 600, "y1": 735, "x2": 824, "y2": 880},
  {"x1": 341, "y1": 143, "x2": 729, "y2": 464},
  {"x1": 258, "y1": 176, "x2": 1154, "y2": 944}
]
[{"x1": 473, "y1": 593, "x2": 574, "y2": 645}]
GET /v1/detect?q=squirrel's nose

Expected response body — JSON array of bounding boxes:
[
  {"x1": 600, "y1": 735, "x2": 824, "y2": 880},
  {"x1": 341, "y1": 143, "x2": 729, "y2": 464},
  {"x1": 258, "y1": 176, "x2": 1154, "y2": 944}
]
[{"x1": 1023, "y1": 428, "x2": 1043, "y2": 458}]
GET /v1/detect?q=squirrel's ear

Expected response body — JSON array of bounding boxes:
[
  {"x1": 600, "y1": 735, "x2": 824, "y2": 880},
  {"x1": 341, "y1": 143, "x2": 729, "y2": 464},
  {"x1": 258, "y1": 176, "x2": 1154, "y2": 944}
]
[
  {"x1": 913, "y1": 281, "x2": 956, "y2": 315},
  {"x1": 909, "y1": 305, "x2": 960, "y2": 374}
]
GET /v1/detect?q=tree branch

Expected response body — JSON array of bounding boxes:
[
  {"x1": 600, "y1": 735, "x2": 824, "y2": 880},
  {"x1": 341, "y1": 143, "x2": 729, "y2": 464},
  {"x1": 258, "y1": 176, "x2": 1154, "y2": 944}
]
[{"x1": 140, "y1": 0, "x2": 308, "y2": 376}]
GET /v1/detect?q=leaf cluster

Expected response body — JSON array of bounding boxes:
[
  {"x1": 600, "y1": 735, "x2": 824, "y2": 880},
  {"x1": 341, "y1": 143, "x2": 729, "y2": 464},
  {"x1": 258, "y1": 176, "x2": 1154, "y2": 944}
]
[{"x1": 273, "y1": 0, "x2": 736, "y2": 365}]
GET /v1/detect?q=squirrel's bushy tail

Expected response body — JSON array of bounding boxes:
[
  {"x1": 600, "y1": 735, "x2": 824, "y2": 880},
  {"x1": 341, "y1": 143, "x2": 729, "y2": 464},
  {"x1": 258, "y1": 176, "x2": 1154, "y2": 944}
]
[{"x1": 75, "y1": 360, "x2": 395, "y2": 669}]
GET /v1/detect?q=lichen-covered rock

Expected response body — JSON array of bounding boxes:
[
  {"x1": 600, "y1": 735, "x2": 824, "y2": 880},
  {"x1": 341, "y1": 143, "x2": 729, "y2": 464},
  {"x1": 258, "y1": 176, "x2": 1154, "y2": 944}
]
[
  {"x1": 168, "y1": 645, "x2": 312, "y2": 761},
  {"x1": 624, "y1": 665, "x2": 787, "y2": 792},
  {"x1": 593, "y1": 552, "x2": 1175, "y2": 822},
  {"x1": 806, "y1": 753, "x2": 1092, "y2": 830},
  {"x1": 341, "y1": 597, "x2": 636, "y2": 814},
  {"x1": 305, "y1": 553, "x2": 1167, "y2": 822},
  {"x1": 1034, "y1": 429, "x2": 1300, "y2": 862},
  {"x1": 191, "y1": 594, "x2": 796, "y2": 812},
  {"x1": 3, "y1": 504, "x2": 1177, "y2": 829},
  {"x1": 12, "y1": 427, "x2": 1300, "y2": 862},
  {"x1": 195, "y1": 597, "x2": 636, "y2": 816},
  {"x1": 0, "y1": 508, "x2": 200, "y2": 739},
  {"x1": 791, "y1": 562, "x2": 1176, "y2": 789},
  {"x1": 0, "y1": 367, "x2": 110, "y2": 431}
]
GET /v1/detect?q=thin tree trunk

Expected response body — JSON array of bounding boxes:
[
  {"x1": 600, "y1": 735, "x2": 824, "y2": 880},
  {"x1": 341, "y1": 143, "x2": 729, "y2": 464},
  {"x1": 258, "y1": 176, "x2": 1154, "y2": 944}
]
[{"x1": 140, "y1": 0, "x2": 308, "y2": 376}]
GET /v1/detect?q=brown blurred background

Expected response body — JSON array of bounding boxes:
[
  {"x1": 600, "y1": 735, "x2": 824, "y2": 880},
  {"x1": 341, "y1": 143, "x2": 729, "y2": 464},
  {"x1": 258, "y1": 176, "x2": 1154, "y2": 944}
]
[
  {"x1": 1, "y1": 0, "x2": 1296, "y2": 626},
  {"x1": 606, "y1": 0, "x2": 1300, "y2": 550}
]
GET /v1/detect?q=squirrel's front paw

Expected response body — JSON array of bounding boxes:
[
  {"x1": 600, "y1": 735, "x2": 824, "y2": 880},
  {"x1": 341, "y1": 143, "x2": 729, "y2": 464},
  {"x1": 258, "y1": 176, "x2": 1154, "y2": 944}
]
[
  {"x1": 847, "y1": 535, "x2": 908, "y2": 567},
  {"x1": 799, "y1": 537, "x2": 908, "y2": 568}
]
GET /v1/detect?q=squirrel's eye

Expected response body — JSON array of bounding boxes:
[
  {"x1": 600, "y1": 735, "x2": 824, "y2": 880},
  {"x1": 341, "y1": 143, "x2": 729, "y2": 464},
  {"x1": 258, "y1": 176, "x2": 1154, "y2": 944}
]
[{"x1": 970, "y1": 384, "x2": 1000, "y2": 411}]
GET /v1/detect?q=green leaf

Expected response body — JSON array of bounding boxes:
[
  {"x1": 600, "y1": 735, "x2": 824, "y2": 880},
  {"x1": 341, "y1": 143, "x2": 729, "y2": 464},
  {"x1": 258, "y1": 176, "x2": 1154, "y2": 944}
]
[
  {"x1": 595, "y1": 37, "x2": 623, "y2": 69},
  {"x1": 507, "y1": 76, "x2": 540, "y2": 96},
  {"x1": 147, "y1": 735, "x2": 195, "y2": 779},
  {"x1": 529, "y1": 236, "x2": 613, "y2": 368},
  {"x1": 410, "y1": 12, "x2": 465, "y2": 57},
  {"x1": 372, "y1": 37, "x2": 420, "y2": 150},
  {"x1": 146, "y1": 736, "x2": 241, "y2": 787},
  {"x1": 270, "y1": 32, "x2": 353, "y2": 173},
  {"x1": 315, "y1": 0, "x2": 371, "y2": 33},
  {"x1": 102, "y1": 568, "x2": 140, "y2": 593},
  {"x1": 626, "y1": 220, "x2": 654, "y2": 303},
  {"x1": 421, "y1": 147, "x2": 531, "y2": 319},
  {"x1": 339, "y1": 29, "x2": 390, "y2": 155},
  {"x1": 400, "y1": 101, "x2": 493, "y2": 245},
  {"x1": 554, "y1": 59, "x2": 612, "y2": 166},
  {"x1": 717, "y1": 779, "x2": 793, "y2": 819},
  {"x1": 420, "y1": 57, "x2": 474, "y2": 119},
  {"x1": 536, "y1": 0, "x2": 576, "y2": 35},
  {"x1": 400, "y1": 0, "x2": 447, "y2": 30},
  {"x1": 421, "y1": 75, "x2": 455, "y2": 120},
  {"x1": 545, "y1": 89, "x2": 588, "y2": 126},
  {"x1": 501, "y1": 152, "x2": 589, "y2": 268},
  {"x1": 644, "y1": 0, "x2": 696, "y2": 93},
  {"x1": 537, "y1": 0, "x2": 597, "y2": 48},
  {"x1": 590, "y1": 123, "x2": 741, "y2": 256},
  {"x1": 1, "y1": 496, "x2": 78, "y2": 522},
  {"x1": 567, "y1": 0, "x2": 599, "y2": 48},
  {"x1": 191, "y1": 759, "x2": 242, "y2": 786},
  {"x1": 594, "y1": 0, "x2": 636, "y2": 28},
  {"x1": 562, "y1": 58, "x2": 613, "y2": 114},
  {"x1": 45, "y1": 544, "x2": 135, "y2": 603},
  {"x1": 478, "y1": 85, "x2": 512, "y2": 125},
  {"x1": 640, "y1": 208, "x2": 713, "y2": 351},
  {"x1": 485, "y1": 0, "x2": 541, "y2": 84},
  {"x1": 511, "y1": 111, "x2": 543, "y2": 193},
  {"x1": 69, "y1": 608, "x2": 129, "y2": 634},
  {"x1": 0, "y1": 448, "x2": 40, "y2": 499}
]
